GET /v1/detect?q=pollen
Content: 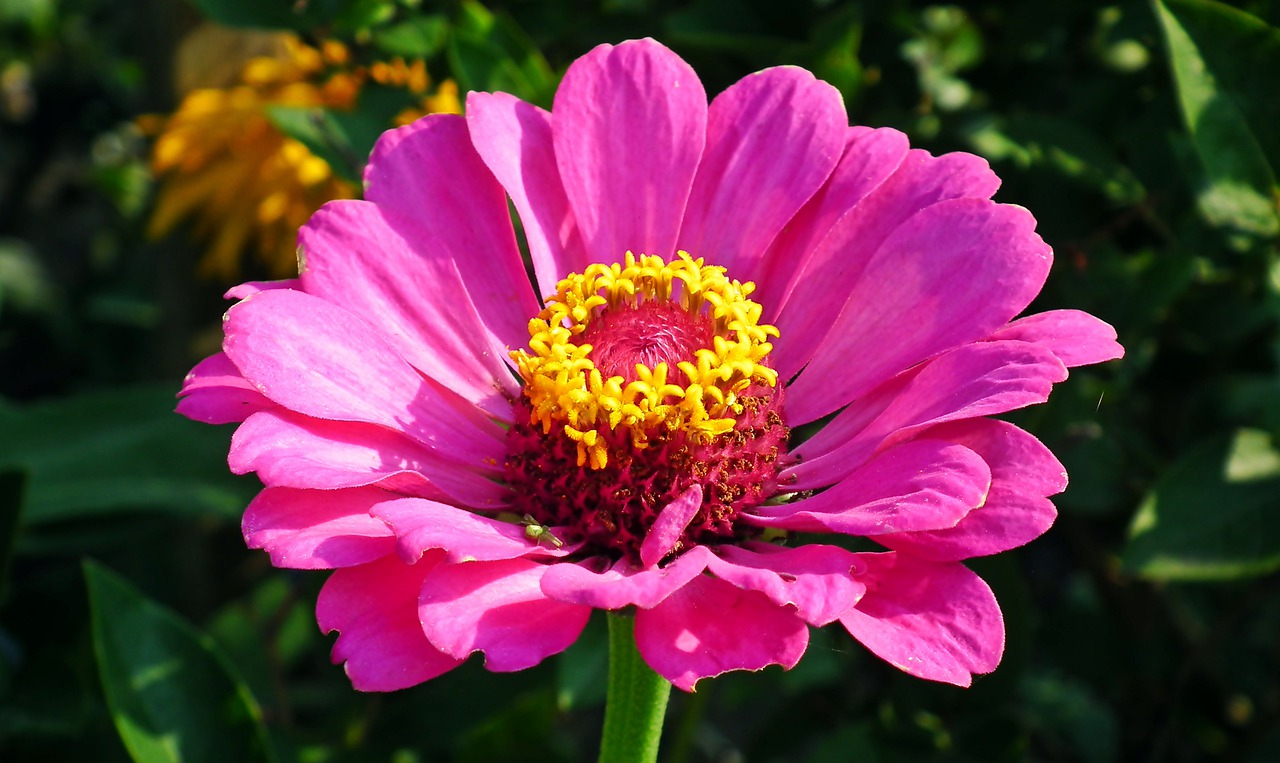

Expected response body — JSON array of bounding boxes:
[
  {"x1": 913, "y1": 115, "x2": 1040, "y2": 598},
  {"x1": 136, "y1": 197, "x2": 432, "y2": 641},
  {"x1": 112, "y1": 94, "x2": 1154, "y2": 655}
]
[{"x1": 511, "y1": 251, "x2": 780, "y2": 470}]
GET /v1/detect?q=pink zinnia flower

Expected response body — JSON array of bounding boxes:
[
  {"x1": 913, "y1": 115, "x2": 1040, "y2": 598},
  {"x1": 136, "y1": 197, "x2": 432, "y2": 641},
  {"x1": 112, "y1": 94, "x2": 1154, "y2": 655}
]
[{"x1": 178, "y1": 39, "x2": 1122, "y2": 692}]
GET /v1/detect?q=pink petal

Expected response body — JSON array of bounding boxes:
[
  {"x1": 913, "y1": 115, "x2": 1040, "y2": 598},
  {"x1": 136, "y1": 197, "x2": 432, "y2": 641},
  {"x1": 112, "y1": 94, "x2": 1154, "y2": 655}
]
[
  {"x1": 705, "y1": 543, "x2": 866, "y2": 626},
  {"x1": 224, "y1": 279, "x2": 299, "y2": 301},
  {"x1": 466, "y1": 92, "x2": 588, "y2": 298},
  {"x1": 677, "y1": 66, "x2": 845, "y2": 281},
  {"x1": 750, "y1": 440, "x2": 990, "y2": 534},
  {"x1": 373, "y1": 498, "x2": 579, "y2": 564},
  {"x1": 634, "y1": 573, "x2": 809, "y2": 692},
  {"x1": 176, "y1": 352, "x2": 274, "y2": 425},
  {"x1": 774, "y1": 150, "x2": 1003, "y2": 380},
  {"x1": 879, "y1": 489, "x2": 1058, "y2": 562},
  {"x1": 839, "y1": 552, "x2": 1003, "y2": 687},
  {"x1": 786, "y1": 198, "x2": 1053, "y2": 424},
  {"x1": 989, "y1": 309, "x2": 1124, "y2": 368},
  {"x1": 222, "y1": 288, "x2": 505, "y2": 467},
  {"x1": 782, "y1": 363, "x2": 918, "y2": 469},
  {"x1": 552, "y1": 39, "x2": 706, "y2": 262},
  {"x1": 418, "y1": 558, "x2": 592, "y2": 672},
  {"x1": 932, "y1": 418, "x2": 1067, "y2": 499},
  {"x1": 755, "y1": 126, "x2": 911, "y2": 317},
  {"x1": 872, "y1": 419, "x2": 1064, "y2": 560},
  {"x1": 316, "y1": 553, "x2": 463, "y2": 691},
  {"x1": 229, "y1": 409, "x2": 509, "y2": 508},
  {"x1": 539, "y1": 546, "x2": 714, "y2": 610},
  {"x1": 243, "y1": 486, "x2": 395, "y2": 569},
  {"x1": 362, "y1": 114, "x2": 540, "y2": 351},
  {"x1": 639, "y1": 484, "x2": 703, "y2": 568},
  {"x1": 298, "y1": 200, "x2": 519, "y2": 418},
  {"x1": 789, "y1": 340, "x2": 1068, "y2": 487}
]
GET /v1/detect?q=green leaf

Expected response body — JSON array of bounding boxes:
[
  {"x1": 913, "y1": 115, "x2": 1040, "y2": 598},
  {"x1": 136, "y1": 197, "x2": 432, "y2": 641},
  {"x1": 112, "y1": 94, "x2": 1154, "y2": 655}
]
[
  {"x1": 264, "y1": 105, "x2": 364, "y2": 185},
  {"x1": 330, "y1": 84, "x2": 420, "y2": 166},
  {"x1": 1123, "y1": 429, "x2": 1280, "y2": 580},
  {"x1": 85, "y1": 560, "x2": 276, "y2": 763},
  {"x1": 267, "y1": 82, "x2": 419, "y2": 186},
  {"x1": 0, "y1": 385, "x2": 255, "y2": 526},
  {"x1": 181, "y1": 0, "x2": 351, "y2": 32},
  {"x1": 204, "y1": 576, "x2": 320, "y2": 718},
  {"x1": 373, "y1": 14, "x2": 450, "y2": 58},
  {"x1": 1154, "y1": 0, "x2": 1280, "y2": 237},
  {"x1": 447, "y1": 0, "x2": 557, "y2": 107},
  {"x1": 330, "y1": 0, "x2": 397, "y2": 32},
  {"x1": 964, "y1": 115, "x2": 1146, "y2": 204}
]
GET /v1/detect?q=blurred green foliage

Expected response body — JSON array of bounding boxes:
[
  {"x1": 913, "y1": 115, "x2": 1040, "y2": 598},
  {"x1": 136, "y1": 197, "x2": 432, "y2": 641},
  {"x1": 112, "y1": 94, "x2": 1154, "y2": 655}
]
[{"x1": 1, "y1": 0, "x2": 1280, "y2": 761}]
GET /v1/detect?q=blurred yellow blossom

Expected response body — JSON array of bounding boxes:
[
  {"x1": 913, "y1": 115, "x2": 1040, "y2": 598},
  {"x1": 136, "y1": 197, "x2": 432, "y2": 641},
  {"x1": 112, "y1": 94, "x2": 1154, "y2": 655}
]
[{"x1": 143, "y1": 25, "x2": 460, "y2": 279}]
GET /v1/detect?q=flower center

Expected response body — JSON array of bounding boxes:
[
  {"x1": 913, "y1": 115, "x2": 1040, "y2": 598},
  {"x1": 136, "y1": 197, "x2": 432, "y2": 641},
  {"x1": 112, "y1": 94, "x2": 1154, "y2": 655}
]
[{"x1": 505, "y1": 251, "x2": 789, "y2": 560}]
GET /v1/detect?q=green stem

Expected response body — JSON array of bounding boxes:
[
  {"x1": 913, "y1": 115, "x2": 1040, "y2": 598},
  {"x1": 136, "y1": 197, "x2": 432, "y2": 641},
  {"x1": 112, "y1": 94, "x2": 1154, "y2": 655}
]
[{"x1": 598, "y1": 611, "x2": 672, "y2": 763}]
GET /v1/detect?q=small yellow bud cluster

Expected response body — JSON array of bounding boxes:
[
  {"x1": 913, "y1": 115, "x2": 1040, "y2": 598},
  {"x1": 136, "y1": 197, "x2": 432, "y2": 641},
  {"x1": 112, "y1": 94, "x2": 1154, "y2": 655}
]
[{"x1": 512, "y1": 251, "x2": 779, "y2": 470}]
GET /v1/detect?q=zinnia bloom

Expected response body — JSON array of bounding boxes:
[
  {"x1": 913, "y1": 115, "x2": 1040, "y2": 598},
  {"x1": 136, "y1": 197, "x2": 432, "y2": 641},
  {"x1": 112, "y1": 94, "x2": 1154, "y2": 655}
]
[
  {"x1": 178, "y1": 39, "x2": 1122, "y2": 692},
  {"x1": 143, "y1": 28, "x2": 461, "y2": 279}
]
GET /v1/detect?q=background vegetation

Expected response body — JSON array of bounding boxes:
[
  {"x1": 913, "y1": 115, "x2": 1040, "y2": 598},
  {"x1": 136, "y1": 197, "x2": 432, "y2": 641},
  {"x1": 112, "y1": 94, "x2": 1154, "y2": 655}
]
[{"x1": 2, "y1": 0, "x2": 1279, "y2": 760}]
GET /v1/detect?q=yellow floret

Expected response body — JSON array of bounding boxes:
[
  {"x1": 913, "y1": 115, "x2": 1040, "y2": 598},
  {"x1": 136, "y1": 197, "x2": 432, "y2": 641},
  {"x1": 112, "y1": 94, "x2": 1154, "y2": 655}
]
[{"x1": 512, "y1": 251, "x2": 779, "y2": 469}]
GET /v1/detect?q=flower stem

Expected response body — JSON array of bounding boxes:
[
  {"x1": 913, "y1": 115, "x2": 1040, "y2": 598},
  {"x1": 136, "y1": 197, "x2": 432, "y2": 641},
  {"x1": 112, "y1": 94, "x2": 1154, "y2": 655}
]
[{"x1": 599, "y1": 611, "x2": 672, "y2": 763}]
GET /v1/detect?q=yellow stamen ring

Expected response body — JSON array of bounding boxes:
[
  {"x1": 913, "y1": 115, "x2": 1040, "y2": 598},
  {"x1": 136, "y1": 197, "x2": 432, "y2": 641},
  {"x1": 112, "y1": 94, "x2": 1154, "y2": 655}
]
[{"x1": 512, "y1": 251, "x2": 779, "y2": 470}]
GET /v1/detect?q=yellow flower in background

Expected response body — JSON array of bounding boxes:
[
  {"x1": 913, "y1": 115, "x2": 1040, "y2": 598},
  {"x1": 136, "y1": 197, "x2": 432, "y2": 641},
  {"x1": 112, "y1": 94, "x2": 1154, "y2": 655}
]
[{"x1": 143, "y1": 25, "x2": 461, "y2": 279}]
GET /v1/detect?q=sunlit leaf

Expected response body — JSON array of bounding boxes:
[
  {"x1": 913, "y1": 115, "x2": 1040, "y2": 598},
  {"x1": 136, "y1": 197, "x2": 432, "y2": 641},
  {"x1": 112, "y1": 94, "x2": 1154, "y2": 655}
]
[
  {"x1": 447, "y1": 0, "x2": 556, "y2": 107},
  {"x1": 1123, "y1": 429, "x2": 1280, "y2": 580},
  {"x1": 1155, "y1": 0, "x2": 1280, "y2": 237},
  {"x1": 373, "y1": 14, "x2": 450, "y2": 58},
  {"x1": 85, "y1": 560, "x2": 275, "y2": 763}
]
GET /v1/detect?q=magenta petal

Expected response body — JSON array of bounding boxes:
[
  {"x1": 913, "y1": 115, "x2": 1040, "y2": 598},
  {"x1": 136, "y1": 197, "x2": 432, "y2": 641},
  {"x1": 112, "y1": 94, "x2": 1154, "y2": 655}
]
[
  {"x1": 467, "y1": 92, "x2": 588, "y2": 298},
  {"x1": 880, "y1": 489, "x2": 1058, "y2": 562},
  {"x1": 989, "y1": 309, "x2": 1124, "y2": 368},
  {"x1": 316, "y1": 553, "x2": 463, "y2": 691},
  {"x1": 229, "y1": 409, "x2": 508, "y2": 508},
  {"x1": 418, "y1": 558, "x2": 592, "y2": 672},
  {"x1": 931, "y1": 418, "x2": 1067, "y2": 500},
  {"x1": 774, "y1": 150, "x2": 1002, "y2": 378},
  {"x1": 176, "y1": 352, "x2": 273, "y2": 425},
  {"x1": 678, "y1": 66, "x2": 845, "y2": 280},
  {"x1": 362, "y1": 114, "x2": 540, "y2": 351},
  {"x1": 705, "y1": 543, "x2": 866, "y2": 626},
  {"x1": 790, "y1": 340, "x2": 1068, "y2": 487},
  {"x1": 373, "y1": 498, "x2": 578, "y2": 564},
  {"x1": 639, "y1": 484, "x2": 703, "y2": 568},
  {"x1": 539, "y1": 546, "x2": 713, "y2": 610},
  {"x1": 755, "y1": 126, "x2": 911, "y2": 316},
  {"x1": 750, "y1": 440, "x2": 990, "y2": 533},
  {"x1": 839, "y1": 552, "x2": 1003, "y2": 687},
  {"x1": 224, "y1": 279, "x2": 298, "y2": 301},
  {"x1": 787, "y1": 198, "x2": 1053, "y2": 424},
  {"x1": 243, "y1": 486, "x2": 395, "y2": 569},
  {"x1": 634, "y1": 574, "x2": 809, "y2": 692},
  {"x1": 298, "y1": 199, "x2": 519, "y2": 417},
  {"x1": 873, "y1": 419, "x2": 1063, "y2": 560},
  {"x1": 223, "y1": 288, "x2": 505, "y2": 466},
  {"x1": 553, "y1": 39, "x2": 706, "y2": 262}
]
